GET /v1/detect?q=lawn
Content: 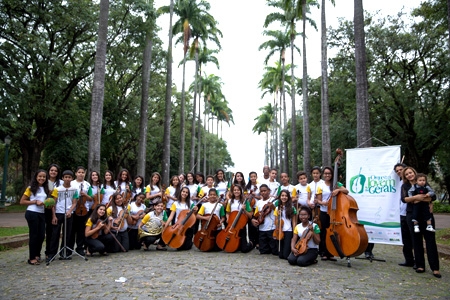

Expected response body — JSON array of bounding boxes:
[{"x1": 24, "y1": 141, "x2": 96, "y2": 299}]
[
  {"x1": 436, "y1": 227, "x2": 450, "y2": 247},
  {"x1": 0, "y1": 226, "x2": 28, "y2": 237}
]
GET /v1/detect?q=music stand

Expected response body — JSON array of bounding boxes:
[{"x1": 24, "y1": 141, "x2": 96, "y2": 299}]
[
  {"x1": 355, "y1": 243, "x2": 386, "y2": 264},
  {"x1": 47, "y1": 188, "x2": 88, "y2": 265}
]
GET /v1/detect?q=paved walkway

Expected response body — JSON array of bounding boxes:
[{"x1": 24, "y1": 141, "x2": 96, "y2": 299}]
[{"x1": 0, "y1": 243, "x2": 448, "y2": 299}]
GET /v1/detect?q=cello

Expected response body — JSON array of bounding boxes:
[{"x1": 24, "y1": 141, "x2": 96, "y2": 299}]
[
  {"x1": 193, "y1": 197, "x2": 221, "y2": 252},
  {"x1": 162, "y1": 198, "x2": 205, "y2": 248},
  {"x1": 325, "y1": 149, "x2": 368, "y2": 266},
  {"x1": 216, "y1": 198, "x2": 249, "y2": 253}
]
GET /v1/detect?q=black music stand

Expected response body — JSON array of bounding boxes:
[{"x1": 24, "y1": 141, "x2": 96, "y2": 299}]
[
  {"x1": 47, "y1": 189, "x2": 88, "y2": 265},
  {"x1": 355, "y1": 243, "x2": 386, "y2": 264}
]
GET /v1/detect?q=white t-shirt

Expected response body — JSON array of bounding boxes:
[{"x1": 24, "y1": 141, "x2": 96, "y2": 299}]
[
  {"x1": 294, "y1": 183, "x2": 309, "y2": 206},
  {"x1": 55, "y1": 185, "x2": 77, "y2": 214},
  {"x1": 129, "y1": 201, "x2": 146, "y2": 229},
  {"x1": 255, "y1": 197, "x2": 276, "y2": 231}
]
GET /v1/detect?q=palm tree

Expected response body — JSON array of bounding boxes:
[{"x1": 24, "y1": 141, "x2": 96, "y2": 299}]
[
  {"x1": 163, "y1": 0, "x2": 218, "y2": 174},
  {"x1": 320, "y1": 0, "x2": 334, "y2": 167},
  {"x1": 137, "y1": 0, "x2": 156, "y2": 179},
  {"x1": 88, "y1": 0, "x2": 109, "y2": 174},
  {"x1": 253, "y1": 104, "x2": 275, "y2": 166},
  {"x1": 354, "y1": 0, "x2": 371, "y2": 147}
]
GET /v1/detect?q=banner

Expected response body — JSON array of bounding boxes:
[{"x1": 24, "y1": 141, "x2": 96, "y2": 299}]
[{"x1": 346, "y1": 146, "x2": 402, "y2": 245}]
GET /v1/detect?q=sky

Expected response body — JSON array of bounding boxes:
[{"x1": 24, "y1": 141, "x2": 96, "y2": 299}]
[{"x1": 153, "y1": 0, "x2": 422, "y2": 178}]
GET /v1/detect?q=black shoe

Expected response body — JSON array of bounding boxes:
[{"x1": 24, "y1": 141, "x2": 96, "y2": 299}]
[
  {"x1": 76, "y1": 250, "x2": 86, "y2": 256},
  {"x1": 413, "y1": 264, "x2": 417, "y2": 270},
  {"x1": 416, "y1": 268, "x2": 425, "y2": 273},
  {"x1": 398, "y1": 262, "x2": 415, "y2": 267}
]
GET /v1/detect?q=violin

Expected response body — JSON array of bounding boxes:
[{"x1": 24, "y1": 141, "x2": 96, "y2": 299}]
[
  {"x1": 75, "y1": 183, "x2": 88, "y2": 216},
  {"x1": 256, "y1": 197, "x2": 276, "y2": 225},
  {"x1": 92, "y1": 185, "x2": 103, "y2": 211},
  {"x1": 91, "y1": 217, "x2": 109, "y2": 239},
  {"x1": 112, "y1": 207, "x2": 129, "y2": 231},
  {"x1": 325, "y1": 149, "x2": 368, "y2": 259},
  {"x1": 294, "y1": 225, "x2": 313, "y2": 256},
  {"x1": 128, "y1": 209, "x2": 145, "y2": 226},
  {"x1": 216, "y1": 198, "x2": 249, "y2": 253},
  {"x1": 193, "y1": 197, "x2": 222, "y2": 252},
  {"x1": 162, "y1": 197, "x2": 206, "y2": 248},
  {"x1": 272, "y1": 207, "x2": 284, "y2": 241},
  {"x1": 161, "y1": 184, "x2": 168, "y2": 207}
]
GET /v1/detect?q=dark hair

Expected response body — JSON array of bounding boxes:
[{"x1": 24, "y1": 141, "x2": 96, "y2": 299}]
[
  {"x1": 110, "y1": 192, "x2": 124, "y2": 217},
  {"x1": 62, "y1": 170, "x2": 74, "y2": 178},
  {"x1": 311, "y1": 166, "x2": 321, "y2": 173},
  {"x1": 415, "y1": 173, "x2": 428, "y2": 182},
  {"x1": 233, "y1": 172, "x2": 246, "y2": 190},
  {"x1": 30, "y1": 169, "x2": 50, "y2": 196},
  {"x1": 402, "y1": 167, "x2": 418, "y2": 184},
  {"x1": 117, "y1": 169, "x2": 132, "y2": 186},
  {"x1": 47, "y1": 164, "x2": 61, "y2": 187},
  {"x1": 208, "y1": 188, "x2": 218, "y2": 196},
  {"x1": 178, "y1": 173, "x2": 186, "y2": 185},
  {"x1": 393, "y1": 163, "x2": 407, "y2": 171},
  {"x1": 195, "y1": 172, "x2": 205, "y2": 185},
  {"x1": 259, "y1": 183, "x2": 269, "y2": 190},
  {"x1": 279, "y1": 190, "x2": 294, "y2": 220},
  {"x1": 89, "y1": 204, "x2": 108, "y2": 224},
  {"x1": 322, "y1": 166, "x2": 333, "y2": 181},
  {"x1": 245, "y1": 171, "x2": 258, "y2": 190},
  {"x1": 149, "y1": 172, "x2": 161, "y2": 191},
  {"x1": 206, "y1": 175, "x2": 215, "y2": 186},
  {"x1": 186, "y1": 172, "x2": 197, "y2": 185},
  {"x1": 296, "y1": 171, "x2": 307, "y2": 179},
  {"x1": 299, "y1": 205, "x2": 312, "y2": 220},
  {"x1": 133, "y1": 192, "x2": 146, "y2": 202},
  {"x1": 75, "y1": 166, "x2": 86, "y2": 173},
  {"x1": 89, "y1": 170, "x2": 101, "y2": 186},
  {"x1": 229, "y1": 184, "x2": 244, "y2": 206},
  {"x1": 170, "y1": 175, "x2": 181, "y2": 199},
  {"x1": 104, "y1": 170, "x2": 116, "y2": 190},
  {"x1": 214, "y1": 169, "x2": 226, "y2": 185},
  {"x1": 133, "y1": 175, "x2": 145, "y2": 192},
  {"x1": 178, "y1": 186, "x2": 191, "y2": 208}
]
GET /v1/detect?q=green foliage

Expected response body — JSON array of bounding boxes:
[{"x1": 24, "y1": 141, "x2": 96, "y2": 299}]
[
  {"x1": 435, "y1": 227, "x2": 450, "y2": 246},
  {"x1": 433, "y1": 202, "x2": 450, "y2": 213},
  {"x1": 0, "y1": 226, "x2": 28, "y2": 237}
]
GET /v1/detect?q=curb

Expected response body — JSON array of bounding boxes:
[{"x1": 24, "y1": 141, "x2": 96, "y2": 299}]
[{"x1": 0, "y1": 234, "x2": 29, "y2": 249}]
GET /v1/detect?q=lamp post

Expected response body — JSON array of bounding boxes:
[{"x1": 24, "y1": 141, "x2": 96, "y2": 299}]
[{"x1": 0, "y1": 135, "x2": 11, "y2": 209}]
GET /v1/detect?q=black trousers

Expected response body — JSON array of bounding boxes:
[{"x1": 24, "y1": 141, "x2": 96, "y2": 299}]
[
  {"x1": 258, "y1": 230, "x2": 278, "y2": 255},
  {"x1": 278, "y1": 231, "x2": 293, "y2": 259},
  {"x1": 49, "y1": 213, "x2": 73, "y2": 257},
  {"x1": 44, "y1": 208, "x2": 53, "y2": 256},
  {"x1": 68, "y1": 213, "x2": 88, "y2": 254},
  {"x1": 85, "y1": 234, "x2": 114, "y2": 254},
  {"x1": 141, "y1": 233, "x2": 165, "y2": 248},
  {"x1": 25, "y1": 211, "x2": 45, "y2": 260},
  {"x1": 319, "y1": 211, "x2": 332, "y2": 257},
  {"x1": 400, "y1": 215, "x2": 414, "y2": 264},
  {"x1": 288, "y1": 248, "x2": 319, "y2": 267}
]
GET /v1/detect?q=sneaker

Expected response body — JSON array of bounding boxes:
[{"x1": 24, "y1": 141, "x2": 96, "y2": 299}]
[
  {"x1": 426, "y1": 225, "x2": 435, "y2": 232},
  {"x1": 414, "y1": 225, "x2": 420, "y2": 233}
]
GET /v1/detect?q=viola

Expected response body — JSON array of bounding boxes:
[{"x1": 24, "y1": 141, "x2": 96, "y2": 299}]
[
  {"x1": 272, "y1": 208, "x2": 284, "y2": 241},
  {"x1": 75, "y1": 183, "x2": 88, "y2": 216},
  {"x1": 91, "y1": 218, "x2": 109, "y2": 239},
  {"x1": 128, "y1": 209, "x2": 145, "y2": 226},
  {"x1": 294, "y1": 225, "x2": 313, "y2": 256},
  {"x1": 92, "y1": 185, "x2": 103, "y2": 211},
  {"x1": 325, "y1": 149, "x2": 368, "y2": 259},
  {"x1": 216, "y1": 198, "x2": 249, "y2": 253},
  {"x1": 112, "y1": 207, "x2": 129, "y2": 231},
  {"x1": 161, "y1": 184, "x2": 168, "y2": 207},
  {"x1": 193, "y1": 198, "x2": 222, "y2": 252},
  {"x1": 256, "y1": 198, "x2": 276, "y2": 225}
]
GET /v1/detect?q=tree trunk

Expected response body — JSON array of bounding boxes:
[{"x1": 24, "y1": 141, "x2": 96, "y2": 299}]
[
  {"x1": 137, "y1": 28, "x2": 153, "y2": 179},
  {"x1": 281, "y1": 50, "x2": 288, "y2": 174},
  {"x1": 179, "y1": 52, "x2": 188, "y2": 174},
  {"x1": 321, "y1": 0, "x2": 331, "y2": 166},
  {"x1": 448, "y1": 0, "x2": 450, "y2": 57},
  {"x1": 197, "y1": 76, "x2": 202, "y2": 173},
  {"x1": 302, "y1": 0, "x2": 311, "y2": 174},
  {"x1": 203, "y1": 100, "x2": 207, "y2": 175},
  {"x1": 290, "y1": 27, "x2": 298, "y2": 181},
  {"x1": 88, "y1": 0, "x2": 109, "y2": 175},
  {"x1": 189, "y1": 42, "x2": 199, "y2": 172},
  {"x1": 354, "y1": 0, "x2": 371, "y2": 147},
  {"x1": 162, "y1": 0, "x2": 174, "y2": 185}
]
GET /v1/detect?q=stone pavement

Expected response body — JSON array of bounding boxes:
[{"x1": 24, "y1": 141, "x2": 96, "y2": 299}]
[{"x1": 0, "y1": 242, "x2": 448, "y2": 299}]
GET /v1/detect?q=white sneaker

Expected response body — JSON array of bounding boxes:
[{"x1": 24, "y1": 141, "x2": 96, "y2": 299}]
[
  {"x1": 414, "y1": 225, "x2": 420, "y2": 233},
  {"x1": 426, "y1": 225, "x2": 435, "y2": 232}
]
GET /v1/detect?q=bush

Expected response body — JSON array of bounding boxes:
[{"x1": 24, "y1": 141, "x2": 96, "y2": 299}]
[{"x1": 433, "y1": 201, "x2": 450, "y2": 213}]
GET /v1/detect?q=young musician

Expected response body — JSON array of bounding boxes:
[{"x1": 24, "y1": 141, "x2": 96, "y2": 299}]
[
  {"x1": 279, "y1": 173, "x2": 295, "y2": 196},
  {"x1": 316, "y1": 166, "x2": 349, "y2": 261},
  {"x1": 139, "y1": 201, "x2": 168, "y2": 251},
  {"x1": 178, "y1": 173, "x2": 186, "y2": 187},
  {"x1": 244, "y1": 171, "x2": 261, "y2": 247},
  {"x1": 132, "y1": 175, "x2": 145, "y2": 199},
  {"x1": 107, "y1": 192, "x2": 131, "y2": 252},
  {"x1": 288, "y1": 206, "x2": 321, "y2": 267},
  {"x1": 102, "y1": 170, "x2": 116, "y2": 206},
  {"x1": 294, "y1": 171, "x2": 309, "y2": 207},
  {"x1": 116, "y1": 169, "x2": 132, "y2": 202},
  {"x1": 267, "y1": 168, "x2": 280, "y2": 197},
  {"x1": 226, "y1": 185, "x2": 254, "y2": 253},
  {"x1": 128, "y1": 193, "x2": 147, "y2": 250},
  {"x1": 165, "y1": 175, "x2": 181, "y2": 218},
  {"x1": 186, "y1": 172, "x2": 199, "y2": 234},
  {"x1": 195, "y1": 172, "x2": 205, "y2": 187},
  {"x1": 273, "y1": 190, "x2": 297, "y2": 259},
  {"x1": 20, "y1": 169, "x2": 57, "y2": 265},
  {"x1": 251, "y1": 184, "x2": 277, "y2": 255},
  {"x1": 89, "y1": 170, "x2": 103, "y2": 214},
  {"x1": 198, "y1": 175, "x2": 215, "y2": 199},
  {"x1": 233, "y1": 172, "x2": 246, "y2": 190},
  {"x1": 145, "y1": 172, "x2": 163, "y2": 203},
  {"x1": 164, "y1": 186, "x2": 199, "y2": 251},
  {"x1": 85, "y1": 204, "x2": 114, "y2": 256},
  {"x1": 68, "y1": 166, "x2": 93, "y2": 256},
  {"x1": 45, "y1": 164, "x2": 62, "y2": 261},
  {"x1": 306, "y1": 166, "x2": 323, "y2": 210},
  {"x1": 196, "y1": 188, "x2": 226, "y2": 249},
  {"x1": 48, "y1": 170, "x2": 77, "y2": 261}
]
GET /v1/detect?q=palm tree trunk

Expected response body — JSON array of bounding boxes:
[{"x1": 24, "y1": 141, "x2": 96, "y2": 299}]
[
  {"x1": 88, "y1": 0, "x2": 109, "y2": 175},
  {"x1": 179, "y1": 52, "x2": 188, "y2": 174},
  {"x1": 290, "y1": 27, "x2": 298, "y2": 181},
  {"x1": 162, "y1": 0, "x2": 175, "y2": 185},
  {"x1": 203, "y1": 99, "x2": 207, "y2": 175},
  {"x1": 189, "y1": 43, "x2": 199, "y2": 172},
  {"x1": 137, "y1": 26, "x2": 153, "y2": 179},
  {"x1": 265, "y1": 131, "x2": 269, "y2": 166},
  {"x1": 281, "y1": 50, "x2": 288, "y2": 174},
  {"x1": 321, "y1": 0, "x2": 331, "y2": 166},
  {"x1": 197, "y1": 75, "x2": 202, "y2": 173},
  {"x1": 354, "y1": 0, "x2": 371, "y2": 147},
  {"x1": 302, "y1": 0, "x2": 311, "y2": 174}
]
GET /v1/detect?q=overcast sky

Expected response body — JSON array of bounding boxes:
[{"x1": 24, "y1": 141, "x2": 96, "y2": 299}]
[{"x1": 153, "y1": 0, "x2": 422, "y2": 178}]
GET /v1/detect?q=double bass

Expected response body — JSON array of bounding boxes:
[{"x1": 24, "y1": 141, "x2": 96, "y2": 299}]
[
  {"x1": 193, "y1": 197, "x2": 221, "y2": 252},
  {"x1": 325, "y1": 149, "x2": 368, "y2": 264},
  {"x1": 216, "y1": 198, "x2": 249, "y2": 253}
]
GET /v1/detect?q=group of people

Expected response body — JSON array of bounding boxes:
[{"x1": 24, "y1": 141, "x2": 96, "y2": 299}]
[{"x1": 19, "y1": 163, "x2": 441, "y2": 278}]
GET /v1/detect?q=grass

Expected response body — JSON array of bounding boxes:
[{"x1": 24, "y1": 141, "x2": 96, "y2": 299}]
[
  {"x1": 0, "y1": 226, "x2": 28, "y2": 237},
  {"x1": 1, "y1": 204, "x2": 27, "y2": 213},
  {"x1": 436, "y1": 227, "x2": 450, "y2": 247}
]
